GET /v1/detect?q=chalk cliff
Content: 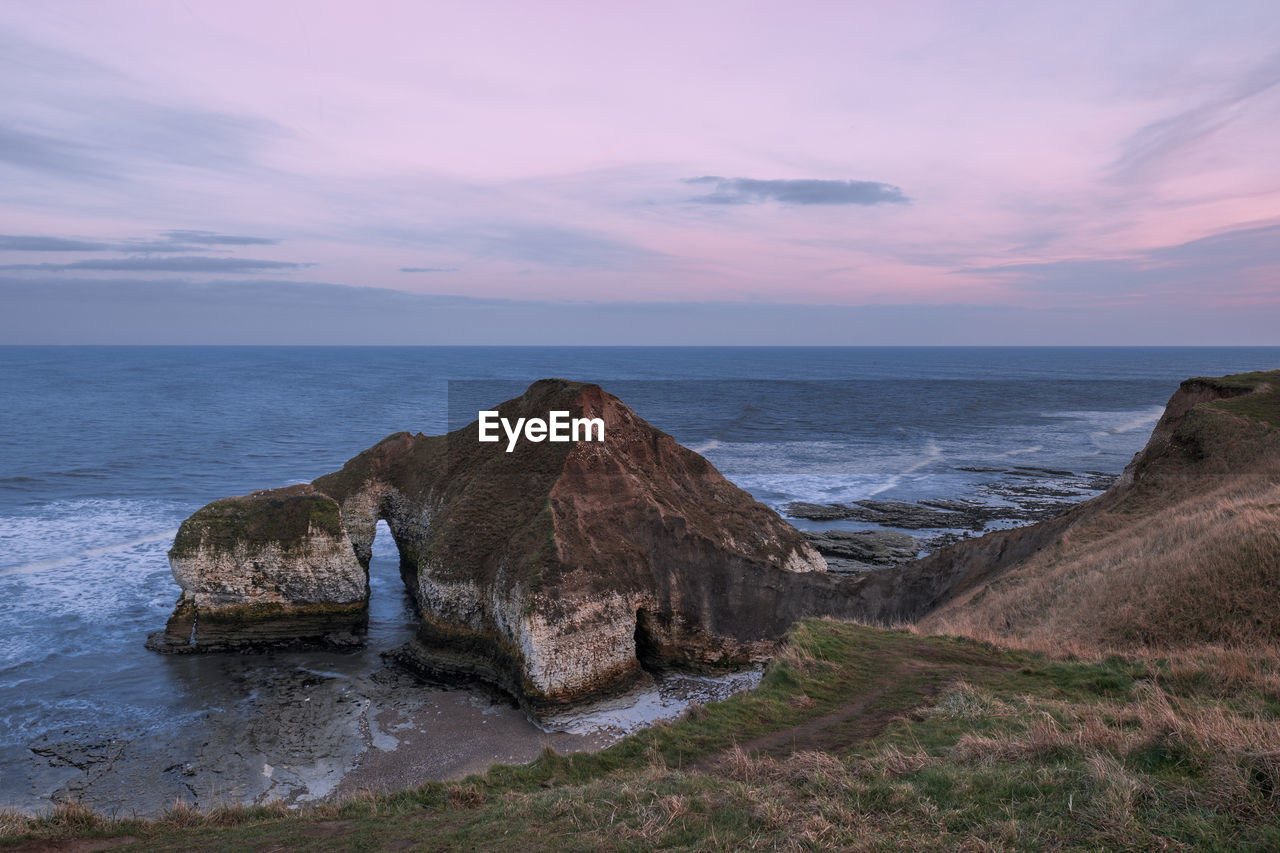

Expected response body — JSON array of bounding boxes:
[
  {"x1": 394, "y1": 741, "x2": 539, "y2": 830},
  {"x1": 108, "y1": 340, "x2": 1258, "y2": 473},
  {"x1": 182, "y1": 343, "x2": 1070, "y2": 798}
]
[
  {"x1": 147, "y1": 484, "x2": 367, "y2": 652},
  {"x1": 154, "y1": 379, "x2": 862, "y2": 709}
]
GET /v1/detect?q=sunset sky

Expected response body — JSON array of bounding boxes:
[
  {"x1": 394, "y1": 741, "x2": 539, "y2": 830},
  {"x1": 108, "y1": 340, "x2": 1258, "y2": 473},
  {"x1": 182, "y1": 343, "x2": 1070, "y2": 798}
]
[{"x1": 2, "y1": 1, "x2": 1278, "y2": 344}]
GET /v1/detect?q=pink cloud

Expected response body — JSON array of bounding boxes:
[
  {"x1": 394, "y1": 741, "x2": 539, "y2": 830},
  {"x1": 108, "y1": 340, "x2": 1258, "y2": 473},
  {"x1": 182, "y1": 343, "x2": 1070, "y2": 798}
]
[{"x1": 1, "y1": 0, "x2": 1278, "y2": 337}]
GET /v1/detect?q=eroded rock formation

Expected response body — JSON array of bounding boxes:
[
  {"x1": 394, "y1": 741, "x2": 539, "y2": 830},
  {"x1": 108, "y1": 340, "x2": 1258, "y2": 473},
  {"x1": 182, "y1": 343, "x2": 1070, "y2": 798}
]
[
  {"x1": 147, "y1": 484, "x2": 367, "y2": 652},
  {"x1": 154, "y1": 380, "x2": 865, "y2": 709}
]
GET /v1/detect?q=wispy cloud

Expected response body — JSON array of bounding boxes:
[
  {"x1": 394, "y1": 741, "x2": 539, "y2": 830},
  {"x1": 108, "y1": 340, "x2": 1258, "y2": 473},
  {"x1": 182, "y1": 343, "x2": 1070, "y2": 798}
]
[
  {"x1": 156, "y1": 230, "x2": 278, "y2": 246},
  {"x1": 400, "y1": 266, "x2": 459, "y2": 273},
  {"x1": 684, "y1": 176, "x2": 909, "y2": 206},
  {"x1": 1109, "y1": 52, "x2": 1280, "y2": 183},
  {"x1": 0, "y1": 126, "x2": 114, "y2": 181},
  {"x1": 117, "y1": 230, "x2": 280, "y2": 253},
  {"x1": 0, "y1": 230, "x2": 280, "y2": 254},
  {"x1": 962, "y1": 222, "x2": 1280, "y2": 301},
  {"x1": 0, "y1": 235, "x2": 112, "y2": 252},
  {"x1": 377, "y1": 222, "x2": 661, "y2": 269},
  {"x1": 0, "y1": 33, "x2": 282, "y2": 186},
  {"x1": 0, "y1": 257, "x2": 308, "y2": 273}
]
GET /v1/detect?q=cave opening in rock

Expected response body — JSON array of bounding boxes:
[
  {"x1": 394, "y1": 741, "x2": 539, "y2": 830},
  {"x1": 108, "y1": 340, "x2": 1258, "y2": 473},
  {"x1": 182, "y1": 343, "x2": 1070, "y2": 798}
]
[
  {"x1": 634, "y1": 608, "x2": 663, "y2": 672},
  {"x1": 366, "y1": 519, "x2": 420, "y2": 644}
]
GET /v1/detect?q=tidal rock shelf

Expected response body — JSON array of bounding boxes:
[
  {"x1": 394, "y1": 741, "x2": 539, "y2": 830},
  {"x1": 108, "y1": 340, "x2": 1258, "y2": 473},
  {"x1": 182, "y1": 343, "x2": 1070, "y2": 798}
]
[
  {"x1": 785, "y1": 464, "x2": 1118, "y2": 554},
  {"x1": 152, "y1": 379, "x2": 871, "y2": 712},
  {"x1": 802, "y1": 528, "x2": 921, "y2": 574}
]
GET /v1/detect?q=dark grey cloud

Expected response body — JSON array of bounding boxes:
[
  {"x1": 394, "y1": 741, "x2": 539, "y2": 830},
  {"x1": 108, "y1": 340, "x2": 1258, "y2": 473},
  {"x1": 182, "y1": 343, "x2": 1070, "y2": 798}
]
[
  {"x1": 0, "y1": 256, "x2": 308, "y2": 273},
  {"x1": 117, "y1": 230, "x2": 281, "y2": 253},
  {"x1": 158, "y1": 230, "x2": 278, "y2": 246},
  {"x1": 0, "y1": 235, "x2": 112, "y2": 252},
  {"x1": 0, "y1": 229, "x2": 282, "y2": 255},
  {"x1": 400, "y1": 266, "x2": 459, "y2": 273},
  {"x1": 685, "y1": 176, "x2": 909, "y2": 206},
  {"x1": 1110, "y1": 52, "x2": 1280, "y2": 182}
]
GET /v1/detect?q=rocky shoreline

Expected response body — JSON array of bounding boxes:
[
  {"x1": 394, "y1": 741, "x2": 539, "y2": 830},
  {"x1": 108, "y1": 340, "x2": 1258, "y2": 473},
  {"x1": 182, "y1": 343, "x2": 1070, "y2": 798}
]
[
  {"x1": 150, "y1": 382, "x2": 1122, "y2": 713},
  {"x1": 103, "y1": 382, "x2": 1131, "y2": 815},
  {"x1": 792, "y1": 465, "x2": 1117, "y2": 572},
  {"x1": 17, "y1": 461, "x2": 1118, "y2": 816},
  {"x1": 14, "y1": 646, "x2": 766, "y2": 816}
]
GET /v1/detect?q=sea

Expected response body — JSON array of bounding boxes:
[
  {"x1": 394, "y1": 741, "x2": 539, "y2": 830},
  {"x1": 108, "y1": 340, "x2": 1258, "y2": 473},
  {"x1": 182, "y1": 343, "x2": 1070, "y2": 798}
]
[{"x1": 2, "y1": 346, "x2": 1278, "y2": 813}]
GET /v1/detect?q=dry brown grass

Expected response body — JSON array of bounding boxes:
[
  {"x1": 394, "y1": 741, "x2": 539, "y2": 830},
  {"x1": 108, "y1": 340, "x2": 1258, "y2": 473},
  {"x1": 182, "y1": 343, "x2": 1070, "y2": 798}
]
[
  {"x1": 446, "y1": 782, "x2": 487, "y2": 808},
  {"x1": 918, "y1": 376, "x2": 1280, "y2": 661},
  {"x1": 923, "y1": 453, "x2": 1280, "y2": 658},
  {"x1": 772, "y1": 639, "x2": 821, "y2": 673},
  {"x1": 919, "y1": 680, "x2": 1017, "y2": 720},
  {"x1": 949, "y1": 679, "x2": 1280, "y2": 819}
]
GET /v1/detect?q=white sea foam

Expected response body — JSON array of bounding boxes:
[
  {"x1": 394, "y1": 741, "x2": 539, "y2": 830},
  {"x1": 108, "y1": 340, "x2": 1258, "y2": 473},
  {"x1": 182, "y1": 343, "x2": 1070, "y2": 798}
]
[
  {"x1": 0, "y1": 499, "x2": 182, "y2": 574},
  {"x1": 1000, "y1": 444, "x2": 1043, "y2": 457},
  {"x1": 901, "y1": 438, "x2": 943, "y2": 474},
  {"x1": 0, "y1": 499, "x2": 182, "y2": 667},
  {"x1": 733, "y1": 472, "x2": 902, "y2": 506},
  {"x1": 1107, "y1": 407, "x2": 1165, "y2": 434},
  {"x1": 1040, "y1": 406, "x2": 1164, "y2": 435},
  {"x1": 0, "y1": 531, "x2": 177, "y2": 578},
  {"x1": 708, "y1": 439, "x2": 936, "y2": 505},
  {"x1": 536, "y1": 669, "x2": 763, "y2": 736}
]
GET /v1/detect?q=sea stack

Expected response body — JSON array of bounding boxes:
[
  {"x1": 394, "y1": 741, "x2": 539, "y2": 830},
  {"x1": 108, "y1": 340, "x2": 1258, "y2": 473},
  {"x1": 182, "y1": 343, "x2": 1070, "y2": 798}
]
[
  {"x1": 152, "y1": 379, "x2": 862, "y2": 709},
  {"x1": 147, "y1": 483, "x2": 368, "y2": 652}
]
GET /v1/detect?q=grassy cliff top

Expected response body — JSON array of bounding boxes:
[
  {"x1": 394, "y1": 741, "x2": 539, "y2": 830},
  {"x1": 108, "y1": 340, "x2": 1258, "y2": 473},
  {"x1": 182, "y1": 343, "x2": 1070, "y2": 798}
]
[
  {"x1": 6, "y1": 620, "x2": 1279, "y2": 850},
  {"x1": 1182, "y1": 369, "x2": 1280, "y2": 428},
  {"x1": 1185, "y1": 369, "x2": 1280, "y2": 393},
  {"x1": 170, "y1": 486, "x2": 344, "y2": 558}
]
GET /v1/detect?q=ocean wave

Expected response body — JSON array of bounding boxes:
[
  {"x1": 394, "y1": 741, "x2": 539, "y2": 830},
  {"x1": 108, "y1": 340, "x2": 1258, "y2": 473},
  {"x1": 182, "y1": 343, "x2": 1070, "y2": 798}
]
[
  {"x1": 0, "y1": 531, "x2": 177, "y2": 578},
  {"x1": 733, "y1": 472, "x2": 902, "y2": 506},
  {"x1": 0, "y1": 499, "x2": 183, "y2": 576},
  {"x1": 1040, "y1": 406, "x2": 1164, "y2": 435}
]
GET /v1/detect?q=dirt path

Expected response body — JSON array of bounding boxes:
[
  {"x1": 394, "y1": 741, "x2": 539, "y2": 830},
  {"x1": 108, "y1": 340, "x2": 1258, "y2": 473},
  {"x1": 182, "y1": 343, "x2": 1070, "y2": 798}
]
[
  {"x1": 693, "y1": 646, "x2": 1005, "y2": 771},
  {"x1": 732, "y1": 661, "x2": 921, "y2": 760}
]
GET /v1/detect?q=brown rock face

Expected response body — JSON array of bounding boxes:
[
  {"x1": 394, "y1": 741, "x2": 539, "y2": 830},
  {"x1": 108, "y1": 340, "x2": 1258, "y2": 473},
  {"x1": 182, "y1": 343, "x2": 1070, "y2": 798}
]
[
  {"x1": 156, "y1": 379, "x2": 866, "y2": 709},
  {"x1": 152, "y1": 369, "x2": 1280, "y2": 682},
  {"x1": 313, "y1": 380, "x2": 856, "y2": 709}
]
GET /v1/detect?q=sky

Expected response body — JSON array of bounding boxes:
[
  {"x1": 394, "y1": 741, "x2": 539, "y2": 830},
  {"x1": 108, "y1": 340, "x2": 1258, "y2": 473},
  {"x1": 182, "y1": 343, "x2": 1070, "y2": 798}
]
[{"x1": 1, "y1": 1, "x2": 1278, "y2": 344}]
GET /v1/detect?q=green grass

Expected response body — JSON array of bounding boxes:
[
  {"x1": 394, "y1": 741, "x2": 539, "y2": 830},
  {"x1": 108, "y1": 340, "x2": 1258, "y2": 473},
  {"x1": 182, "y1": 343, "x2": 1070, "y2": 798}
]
[
  {"x1": 1186, "y1": 370, "x2": 1280, "y2": 393},
  {"x1": 5, "y1": 621, "x2": 1278, "y2": 851},
  {"x1": 1209, "y1": 390, "x2": 1280, "y2": 428},
  {"x1": 170, "y1": 489, "x2": 345, "y2": 559},
  {"x1": 1182, "y1": 369, "x2": 1280, "y2": 429}
]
